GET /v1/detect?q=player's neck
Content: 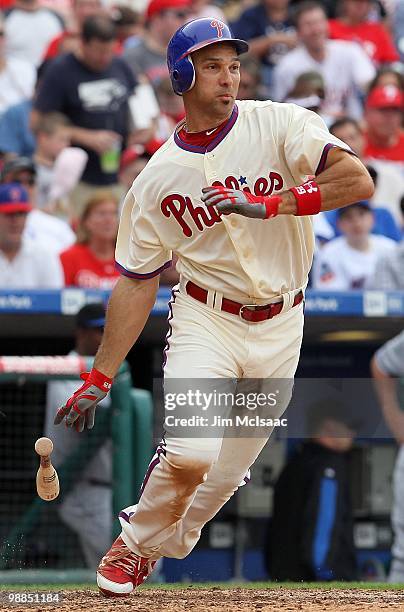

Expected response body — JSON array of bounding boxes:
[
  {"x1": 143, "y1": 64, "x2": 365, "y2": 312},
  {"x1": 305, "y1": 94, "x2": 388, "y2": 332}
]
[{"x1": 184, "y1": 106, "x2": 234, "y2": 134}]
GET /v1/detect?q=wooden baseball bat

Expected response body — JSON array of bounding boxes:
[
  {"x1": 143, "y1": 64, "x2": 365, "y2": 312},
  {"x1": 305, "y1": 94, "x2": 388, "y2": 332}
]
[{"x1": 35, "y1": 437, "x2": 60, "y2": 501}]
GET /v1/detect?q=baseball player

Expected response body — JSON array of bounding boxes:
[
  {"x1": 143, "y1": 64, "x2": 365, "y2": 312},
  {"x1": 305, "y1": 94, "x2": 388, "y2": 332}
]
[
  {"x1": 54, "y1": 18, "x2": 374, "y2": 596},
  {"x1": 371, "y1": 332, "x2": 404, "y2": 583}
]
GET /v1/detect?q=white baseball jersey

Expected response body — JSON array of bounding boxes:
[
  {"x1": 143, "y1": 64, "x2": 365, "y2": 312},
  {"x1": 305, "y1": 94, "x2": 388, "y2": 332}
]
[{"x1": 115, "y1": 100, "x2": 350, "y2": 302}]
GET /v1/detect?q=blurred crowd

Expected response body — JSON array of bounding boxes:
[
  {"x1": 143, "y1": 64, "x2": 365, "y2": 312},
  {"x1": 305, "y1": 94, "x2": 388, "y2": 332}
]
[{"x1": 0, "y1": 0, "x2": 402, "y2": 291}]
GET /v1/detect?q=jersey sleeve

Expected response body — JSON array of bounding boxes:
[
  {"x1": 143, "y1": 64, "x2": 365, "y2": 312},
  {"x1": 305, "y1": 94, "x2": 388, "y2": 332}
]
[
  {"x1": 115, "y1": 189, "x2": 172, "y2": 280},
  {"x1": 375, "y1": 331, "x2": 404, "y2": 377},
  {"x1": 284, "y1": 105, "x2": 353, "y2": 179}
]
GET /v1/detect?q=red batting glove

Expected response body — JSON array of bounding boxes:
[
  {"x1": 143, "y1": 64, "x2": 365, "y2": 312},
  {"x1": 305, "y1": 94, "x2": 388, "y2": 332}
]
[{"x1": 54, "y1": 368, "x2": 113, "y2": 432}]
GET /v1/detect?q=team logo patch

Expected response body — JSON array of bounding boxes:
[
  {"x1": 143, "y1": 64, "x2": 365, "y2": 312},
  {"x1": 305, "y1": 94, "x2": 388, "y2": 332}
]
[{"x1": 211, "y1": 20, "x2": 225, "y2": 37}]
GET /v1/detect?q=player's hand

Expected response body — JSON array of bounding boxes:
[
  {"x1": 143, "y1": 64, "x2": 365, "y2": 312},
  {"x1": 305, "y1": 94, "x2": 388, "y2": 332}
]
[
  {"x1": 201, "y1": 186, "x2": 281, "y2": 219},
  {"x1": 54, "y1": 368, "x2": 113, "y2": 432}
]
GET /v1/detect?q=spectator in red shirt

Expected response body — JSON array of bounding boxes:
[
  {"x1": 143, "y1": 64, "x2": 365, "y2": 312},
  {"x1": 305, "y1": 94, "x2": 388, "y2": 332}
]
[
  {"x1": 60, "y1": 190, "x2": 120, "y2": 288},
  {"x1": 43, "y1": 0, "x2": 102, "y2": 62},
  {"x1": 364, "y1": 85, "x2": 404, "y2": 164},
  {"x1": 328, "y1": 0, "x2": 399, "y2": 65}
]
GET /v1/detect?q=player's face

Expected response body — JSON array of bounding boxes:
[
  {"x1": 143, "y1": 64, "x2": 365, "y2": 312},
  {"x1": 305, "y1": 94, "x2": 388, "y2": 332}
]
[
  {"x1": 297, "y1": 8, "x2": 328, "y2": 50},
  {"x1": 331, "y1": 123, "x2": 364, "y2": 157},
  {"x1": 337, "y1": 207, "x2": 374, "y2": 239},
  {"x1": 190, "y1": 43, "x2": 240, "y2": 114},
  {"x1": 366, "y1": 107, "x2": 402, "y2": 139}
]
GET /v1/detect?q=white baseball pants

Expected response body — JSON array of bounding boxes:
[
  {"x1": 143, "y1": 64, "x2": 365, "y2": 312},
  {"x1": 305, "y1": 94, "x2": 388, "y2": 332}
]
[{"x1": 119, "y1": 289, "x2": 304, "y2": 560}]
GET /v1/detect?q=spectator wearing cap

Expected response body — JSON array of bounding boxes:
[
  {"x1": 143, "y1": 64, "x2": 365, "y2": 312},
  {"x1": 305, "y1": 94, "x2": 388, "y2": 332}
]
[
  {"x1": 284, "y1": 70, "x2": 325, "y2": 114},
  {"x1": 60, "y1": 190, "x2": 120, "y2": 288},
  {"x1": 44, "y1": 302, "x2": 113, "y2": 569},
  {"x1": 5, "y1": 0, "x2": 64, "y2": 68},
  {"x1": 1, "y1": 156, "x2": 76, "y2": 254},
  {"x1": 42, "y1": 0, "x2": 103, "y2": 63},
  {"x1": 312, "y1": 201, "x2": 396, "y2": 290},
  {"x1": 272, "y1": 1, "x2": 375, "y2": 122},
  {"x1": 231, "y1": 0, "x2": 296, "y2": 89},
  {"x1": 0, "y1": 182, "x2": 64, "y2": 288},
  {"x1": 123, "y1": 0, "x2": 192, "y2": 87},
  {"x1": 32, "y1": 15, "x2": 140, "y2": 216},
  {"x1": 330, "y1": 117, "x2": 404, "y2": 226},
  {"x1": 364, "y1": 85, "x2": 404, "y2": 165},
  {"x1": 0, "y1": 12, "x2": 36, "y2": 116},
  {"x1": 328, "y1": 0, "x2": 399, "y2": 66},
  {"x1": 369, "y1": 66, "x2": 404, "y2": 92}
]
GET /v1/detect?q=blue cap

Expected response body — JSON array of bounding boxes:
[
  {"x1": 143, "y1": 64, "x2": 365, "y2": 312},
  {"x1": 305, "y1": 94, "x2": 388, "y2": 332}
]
[
  {"x1": 76, "y1": 303, "x2": 106, "y2": 329},
  {"x1": 337, "y1": 201, "x2": 371, "y2": 218},
  {"x1": 0, "y1": 183, "x2": 32, "y2": 214}
]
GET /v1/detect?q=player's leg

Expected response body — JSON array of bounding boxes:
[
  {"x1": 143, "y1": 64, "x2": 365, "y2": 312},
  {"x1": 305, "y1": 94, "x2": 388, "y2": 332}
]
[
  {"x1": 160, "y1": 302, "x2": 304, "y2": 558},
  {"x1": 97, "y1": 290, "x2": 247, "y2": 594},
  {"x1": 118, "y1": 291, "x2": 243, "y2": 558}
]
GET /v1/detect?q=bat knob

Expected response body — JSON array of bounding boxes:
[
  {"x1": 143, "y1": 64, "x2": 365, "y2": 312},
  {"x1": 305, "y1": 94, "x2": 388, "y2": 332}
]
[{"x1": 35, "y1": 437, "x2": 53, "y2": 456}]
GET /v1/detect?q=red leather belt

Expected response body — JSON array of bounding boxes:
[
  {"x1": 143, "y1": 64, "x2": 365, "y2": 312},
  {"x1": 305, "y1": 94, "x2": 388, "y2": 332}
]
[{"x1": 185, "y1": 281, "x2": 303, "y2": 323}]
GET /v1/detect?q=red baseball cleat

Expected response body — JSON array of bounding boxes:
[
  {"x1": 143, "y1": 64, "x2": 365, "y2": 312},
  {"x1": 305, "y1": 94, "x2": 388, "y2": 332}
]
[{"x1": 96, "y1": 536, "x2": 157, "y2": 597}]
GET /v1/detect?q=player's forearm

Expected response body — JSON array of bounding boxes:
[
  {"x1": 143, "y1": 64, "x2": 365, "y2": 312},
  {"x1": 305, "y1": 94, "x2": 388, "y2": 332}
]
[
  {"x1": 371, "y1": 357, "x2": 404, "y2": 443},
  {"x1": 278, "y1": 152, "x2": 374, "y2": 215},
  {"x1": 93, "y1": 275, "x2": 159, "y2": 378}
]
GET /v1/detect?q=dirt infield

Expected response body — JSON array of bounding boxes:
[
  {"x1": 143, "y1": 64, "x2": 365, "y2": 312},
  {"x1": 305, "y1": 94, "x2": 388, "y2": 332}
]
[{"x1": 4, "y1": 587, "x2": 404, "y2": 612}]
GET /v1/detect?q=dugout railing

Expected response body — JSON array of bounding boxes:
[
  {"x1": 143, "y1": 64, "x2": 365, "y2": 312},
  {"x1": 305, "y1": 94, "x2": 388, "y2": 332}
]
[{"x1": 0, "y1": 356, "x2": 153, "y2": 582}]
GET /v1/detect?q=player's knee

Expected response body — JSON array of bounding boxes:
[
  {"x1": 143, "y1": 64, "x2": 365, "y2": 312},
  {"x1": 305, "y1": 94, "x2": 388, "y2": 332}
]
[{"x1": 165, "y1": 451, "x2": 216, "y2": 485}]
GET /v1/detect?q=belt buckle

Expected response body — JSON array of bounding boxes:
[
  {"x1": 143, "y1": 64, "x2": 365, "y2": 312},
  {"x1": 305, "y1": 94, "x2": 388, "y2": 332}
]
[{"x1": 239, "y1": 304, "x2": 259, "y2": 322}]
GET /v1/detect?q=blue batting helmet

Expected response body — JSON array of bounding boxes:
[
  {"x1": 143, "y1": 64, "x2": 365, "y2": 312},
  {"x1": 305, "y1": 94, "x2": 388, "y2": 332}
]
[{"x1": 167, "y1": 18, "x2": 249, "y2": 95}]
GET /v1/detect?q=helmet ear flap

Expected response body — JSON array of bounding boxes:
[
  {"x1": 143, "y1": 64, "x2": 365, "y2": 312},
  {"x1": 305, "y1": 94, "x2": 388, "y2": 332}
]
[{"x1": 171, "y1": 55, "x2": 195, "y2": 96}]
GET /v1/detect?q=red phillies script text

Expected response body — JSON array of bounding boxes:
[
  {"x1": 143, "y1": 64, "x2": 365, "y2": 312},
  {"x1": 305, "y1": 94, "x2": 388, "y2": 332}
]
[{"x1": 161, "y1": 172, "x2": 284, "y2": 237}]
